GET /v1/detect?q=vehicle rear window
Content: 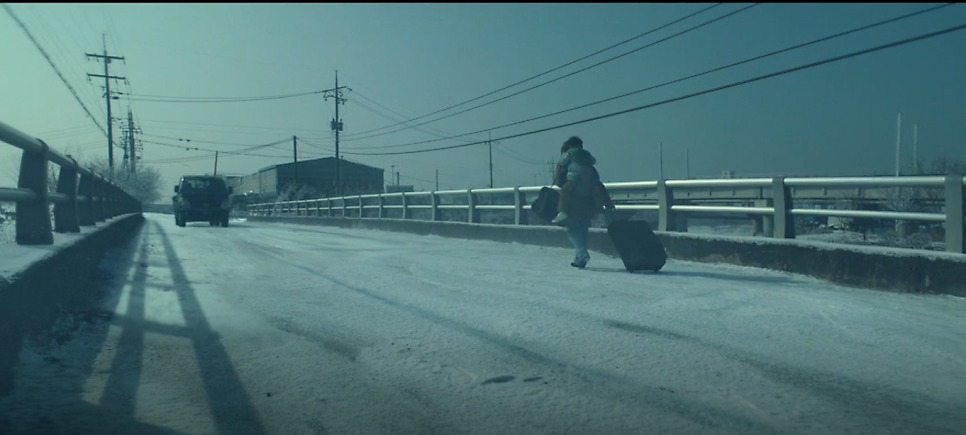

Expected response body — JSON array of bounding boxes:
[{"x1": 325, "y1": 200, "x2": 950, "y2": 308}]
[{"x1": 182, "y1": 178, "x2": 226, "y2": 192}]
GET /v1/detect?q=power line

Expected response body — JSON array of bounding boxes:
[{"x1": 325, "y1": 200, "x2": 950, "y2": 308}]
[
  {"x1": 122, "y1": 88, "x2": 332, "y2": 103},
  {"x1": 141, "y1": 147, "x2": 295, "y2": 164},
  {"x1": 340, "y1": 3, "x2": 724, "y2": 139},
  {"x1": 339, "y1": 3, "x2": 758, "y2": 144},
  {"x1": 140, "y1": 137, "x2": 290, "y2": 155},
  {"x1": 494, "y1": 142, "x2": 545, "y2": 166},
  {"x1": 140, "y1": 132, "x2": 303, "y2": 147},
  {"x1": 2, "y1": 4, "x2": 114, "y2": 147},
  {"x1": 343, "y1": 21, "x2": 966, "y2": 156},
  {"x1": 139, "y1": 120, "x2": 332, "y2": 134},
  {"x1": 348, "y1": 93, "x2": 477, "y2": 144},
  {"x1": 348, "y1": 88, "x2": 480, "y2": 142},
  {"x1": 37, "y1": 124, "x2": 101, "y2": 137},
  {"x1": 28, "y1": 7, "x2": 109, "y2": 131},
  {"x1": 349, "y1": 3, "x2": 955, "y2": 152},
  {"x1": 297, "y1": 138, "x2": 336, "y2": 153}
]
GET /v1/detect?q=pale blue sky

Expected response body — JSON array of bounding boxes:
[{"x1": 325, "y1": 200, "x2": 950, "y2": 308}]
[{"x1": 2, "y1": 3, "x2": 964, "y2": 195}]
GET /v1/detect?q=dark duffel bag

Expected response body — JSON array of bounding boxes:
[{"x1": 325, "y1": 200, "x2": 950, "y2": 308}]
[{"x1": 531, "y1": 187, "x2": 561, "y2": 225}]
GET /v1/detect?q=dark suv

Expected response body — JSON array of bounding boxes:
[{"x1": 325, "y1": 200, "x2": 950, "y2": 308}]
[{"x1": 173, "y1": 176, "x2": 233, "y2": 227}]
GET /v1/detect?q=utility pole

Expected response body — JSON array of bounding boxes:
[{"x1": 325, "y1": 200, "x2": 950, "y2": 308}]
[
  {"x1": 293, "y1": 135, "x2": 299, "y2": 183},
  {"x1": 396, "y1": 171, "x2": 400, "y2": 187},
  {"x1": 685, "y1": 147, "x2": 690, "y2": 179},
  {"x1": 213, "y1": 151, "x2": 219, "y2": 176},
  {"x1": 127, "y1": 108, "x2": 137, "y2": 173},
  {"x1": 121, "y1": 120, "x2": 129, "y2": 172},
  {"x1": 488, "y1": 132, "x2": 494, "y2": 188},
  {"x1": 86, "y1": 34, "x2": 125, "y2": 178},
  {"x1": 913, "y1": 124, "x2": 918, "y2": 174},
  {"x1": 895, "y1": 113, "x2": 901, "y2": 177},
  {"x1": 391, "y1": 165, "x2": 395, "y2": 186},
  {"x1": 658, "y1": 141, "x2": 664, "y2": 180},
  {"x1": 323, "y1": 71, "x2": 349, "y2": 196},
  {"x1": 435, "y1": 169, "x2": 439, "y2": 191}
]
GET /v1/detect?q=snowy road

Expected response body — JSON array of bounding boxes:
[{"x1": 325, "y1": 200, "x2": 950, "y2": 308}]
[{"x1": 1, "y1": 214, "x2": 964, "y2": 435}]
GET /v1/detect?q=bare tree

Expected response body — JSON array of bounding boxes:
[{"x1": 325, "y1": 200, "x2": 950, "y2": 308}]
[
  {"x1": 272, "y1": 182, "x2": 320, "y2": 215},
  {"x1": 275, "y1": 182, "x2": 319, "y2": 203},
  {"x1": 80, "y1": 157, "x2": 163, "y2": 204},
  {"x1": 47, "y1": 163, "x2": 59, "y2": 193}
]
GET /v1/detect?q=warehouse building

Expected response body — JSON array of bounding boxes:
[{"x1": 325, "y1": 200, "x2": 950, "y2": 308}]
[{"x1": 233, "y1": 157, "x2": 385, "y2": 200}]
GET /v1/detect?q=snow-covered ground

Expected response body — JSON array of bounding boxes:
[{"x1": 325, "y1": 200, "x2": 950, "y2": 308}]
[{"x1": 0, "y1": 213, "x2": 963, "y2": 434}]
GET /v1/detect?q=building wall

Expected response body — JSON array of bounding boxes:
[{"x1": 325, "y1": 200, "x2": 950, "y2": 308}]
[
  {"x1": 276, "y1": 158, "x2": 384, "y2": 197},
  {"x1": 260, "y1": 168, "x2": 278, "y2": 197},
  {"x1": 235, "y1": 173, "x2": 261, "y2": 194},
  {"x1": 237, "y1": 158, "x2": 385, "y2": 200}
]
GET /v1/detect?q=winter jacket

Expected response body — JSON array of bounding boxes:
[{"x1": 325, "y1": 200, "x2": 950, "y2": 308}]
[
  {"x1": 555, "y1": 149, "x2": 614, "y2": 218},
  {"x1": 555, "y1": 148, "x2": 598, "y2": 197}
]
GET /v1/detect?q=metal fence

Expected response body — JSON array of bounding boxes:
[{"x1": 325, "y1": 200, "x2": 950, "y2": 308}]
[
  {"x1": 0, "y1": 120, "x2": 142, "y2": 245},
  {"x1": 249, "y1": 175, "x2": 966, "y2": 254}
]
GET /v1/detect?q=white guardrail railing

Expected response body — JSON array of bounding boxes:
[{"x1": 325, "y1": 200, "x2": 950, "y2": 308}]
[
  {"x1": 0, "y1": 120, "x2": 143, "y2": 245},
  {"x1": 249, "y1": 175, "x2": 966, "y2": 254}
]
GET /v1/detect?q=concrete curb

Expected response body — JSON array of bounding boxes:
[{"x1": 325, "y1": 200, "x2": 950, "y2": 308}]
[
  {"x1": 247, "y1": 216, "x2": 966, "y2": 297},
  {"x1": 0, "y1": 213, "x2": 145, "y2": 395}
]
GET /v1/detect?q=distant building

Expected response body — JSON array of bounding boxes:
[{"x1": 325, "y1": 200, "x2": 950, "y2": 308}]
[
  {"x1": 234, "y1": 157, "x2": 384, "y2": 200},
  {"x1": 384, "y1": 185, "x2": 415, "y2": 194},
  {"x1": 721, "y1": 170, "x2": 735, "y2": 179},
  {"x1": 222, "y1": 174, "x2": 244, "y2": 189}
]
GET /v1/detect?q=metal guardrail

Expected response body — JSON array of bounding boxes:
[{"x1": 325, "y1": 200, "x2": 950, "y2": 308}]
[
  {"x1": 0, "y1": 120, "x2": 142, "y2": 245},
  {"x1": 250, "y1": 175, "x2": 966, "y2": 254}
]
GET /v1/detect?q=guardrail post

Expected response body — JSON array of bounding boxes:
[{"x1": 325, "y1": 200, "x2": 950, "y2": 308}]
[
  {"x1": 754, "y1": 199, "x2": 774, "y2": 237},
  {"x1": 401, "y1": 193, "x2": 410, "y2": 220},
  {"x1": 514, "y1": 187, "x2": 528, "y2": 225},
  {"x1": 94, "y1": 176, "x2": 106, "y2": 222},
  {"x1": 378, "y1": 194, "x2": 385, "y2": 218},
  {"x1": 15, "y1": 142, "x2": 53, "y2": 245},
  {"x1": 327, "y1": 198, "x2": 333, "y2": 217},
  {"x1": 54, "y1": 157, "x2": 80, "y2": 233},
  {"x1": 468, "y1": 189, "x2": 480, "y2": 223},
  {"x1": 657, "y1": 180, "x2": 677, "y2": 232},
  {"x1": 113, "y1": 185, "x2": 121, "y2": 217},
  {"x1": 78, "y1": 172, "x2": 95, "y2": 225},
  {"x1": 772, "y1": 177, "x2": 795, "y2": 239},
  {"x1": 111, "y1": 183, "x2": 119, "y2": 217},
  {"x1": 103, "y1": 183, "x2": 112, "y2": 218},
  {"x1": 108, "y1": 185, "x2": 118, "y2": 218},
  {"x1": 358, "y1": 195, "x2": 364, "y2": 218},
  {"x1": 314, "y1": 199, "x2": 320, "y2": 217},
  {"x1": 430, "y1": 192, "x2": 440, "y2": 221},
  {"x1": 944, "y1": 174, "x2": 965, "y2": 253},
  {"x1": 341, "y1": 196, "x2": 347, "y2": 217}
]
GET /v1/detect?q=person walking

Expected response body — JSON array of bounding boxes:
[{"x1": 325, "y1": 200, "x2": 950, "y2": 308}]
[{"x1": 552, "y1": 136, "x2": 615, "y2": 268}]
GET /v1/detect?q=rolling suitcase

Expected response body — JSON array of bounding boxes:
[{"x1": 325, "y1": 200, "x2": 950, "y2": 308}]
[{"x1": 606, "y1": 219, "x2": 667, "y2": 272}]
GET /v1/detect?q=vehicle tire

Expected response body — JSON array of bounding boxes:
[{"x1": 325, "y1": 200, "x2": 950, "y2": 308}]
[
  {"x1": 177, "y1": 213, "x2": 186, "y2": 227},
  {"x1": 209, "y1": 221, "x2": 218, "y2": 226},
  {"x1": 221, "y1": 216, "x2": 230, "y2": 228}
]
